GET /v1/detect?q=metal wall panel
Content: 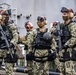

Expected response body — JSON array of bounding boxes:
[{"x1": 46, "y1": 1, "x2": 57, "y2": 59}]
[{"x1": 0, "y1": 0, "x2": 76, "y2": 36}]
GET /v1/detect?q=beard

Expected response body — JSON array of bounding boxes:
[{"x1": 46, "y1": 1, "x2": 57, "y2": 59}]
[
  {"x1": 38, "y1": 24, "x2": 44, "y2": 28},
  {"x1": 62, "y1": 16, "x2": 69, "y2": 21}
]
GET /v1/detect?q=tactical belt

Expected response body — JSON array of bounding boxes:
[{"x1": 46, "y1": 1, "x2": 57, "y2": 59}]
[
  {"x1": 59, "y1": 49, "x2": 76, "y2": 62},
  {"x1": 34, "y1": 53, "x2": 56, "y2": 62},
  {"x1": 34, "y1": 59, "x2": 48, "y2": 63},
  {"x1": 34, "y1": 55, "x2": 48, "y2": 59},
  {"x1": 32, "y1": 46, "x2": 51, "y2": 49},
  {"x1": 34, "y1": 55, "x2": 48, "y2": 62}
]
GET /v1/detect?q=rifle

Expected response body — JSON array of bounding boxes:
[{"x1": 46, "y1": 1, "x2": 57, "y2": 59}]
[
  {"x1": 57, "y1": 22, "x2": 66, "y2": 75},
  {"x1": 57, "y1": 22, "x2": 62, "y2": 51},
  {"x1": 0, "y1": 24, "x2": 13, "y2": 58}
]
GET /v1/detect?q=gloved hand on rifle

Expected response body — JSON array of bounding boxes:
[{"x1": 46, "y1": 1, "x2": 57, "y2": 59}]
[
  {"x1": 10, "y1": 43, "x2": 15, "y2": 48},
  {"x1": 24, "y1": 44, "x2": 28, "y2": 50},
  {"x1": 62, "y1": 44, "x2": 69, "y2": 49},
  {"x1": 53, "y1": 30, "x2": 59, "y2": 36},
  {"x1": 17, "y1": 40, "x2": 22, "y2": 44},
  {"x1": 26, "y1": 51, "x2": 34, "y2": 60}
]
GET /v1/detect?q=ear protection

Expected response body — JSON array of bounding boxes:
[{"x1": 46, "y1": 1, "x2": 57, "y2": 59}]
[
  {"x1": 67, "y1": 8, "x2": 74, "y2": 19},
  {"x1": 43, "y1": 17, "x2": 48, "y2": 25},
  {"x1": 25, "y1": 21, "x2": 33, "y2": 29},
  {"x1": 0, "y1": 15, "x2": 2, "y2": 20},
  {"x1": 27, "y1": 22, "x2": 33, "y2": 29},
  {"x1": 44, "y1": 20, "x2": 48, "y2": 25},
  {"x1": 68, "y1": 12, "x2": 74, "y2": 19}
]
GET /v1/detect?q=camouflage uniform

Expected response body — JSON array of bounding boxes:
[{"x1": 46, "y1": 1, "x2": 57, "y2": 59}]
[
  {"x1": 29, "y1": 28, "x2": 56, "y2": 75},
  {"x1": 51, "y1": 21, "x2": 76, "y2": 75},
  {"x1": 58, "y1": 7, "x2": 76, "y2": 75},
  {"x1": 0, "y1": 24, "x2": 18, "y2": 75},
  {"x1": 21, "y1": 29, "x2": 35, "y2": 75},
  {"x1": 50, "y1": 22, "x2": 63, "y2": 72},
  {"x1": 58, "y1": 21, "x2": 76, "y2": 75},
  {"x1": 23, "y1": 16, "x2": 56, "y2": 75},
  {"x1": 50, "y1": 7, "x2": 76, "y2": 75}
]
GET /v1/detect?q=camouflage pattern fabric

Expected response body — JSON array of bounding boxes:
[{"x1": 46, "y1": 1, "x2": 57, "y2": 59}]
[
  {"x1": 21, "y1": 29, "x2": 36, "y2": 53},
  {"x1": 27, "y1": 61, "x2": 33, "y2": 75},
  {"x1": 0, "y1": 24, "x2": 18, "y2": 75},
  {"x1": 9, "y1": 24, "x2": 18, "y2": 45},
  {"x1": 27, "y1": 28, "x2": 57, "y2": 75},
  {"x1": 33, "y1": 60, "x2": 49, "y2": 75},
  {"x1": 21, "y1": 29, "x2": 35, "y2": 75},
  {"x1": 5, "y1": 62, "x2": 14, "y2": 75},
  {"x1": 33, "y1": 49, "x2": 49, "y2": 75},
  {"x1": 26, "y1": 30, "x2": 35, "y2": 75},
  {"x1": 50, "y1": 21, "x2": 76, "y2": 75},
  {"x1": 59, "y1": 22, "x2": 76, "y2": 75},
  {"x1": 50, "y1": 23, "x2": 61, "y2": 71}
]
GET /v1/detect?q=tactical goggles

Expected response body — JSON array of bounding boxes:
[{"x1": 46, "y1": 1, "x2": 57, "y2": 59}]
[
  {"x1": 61, "y1": 7, "x2": 69, "y2": 13},
  {"x1": 37, "y1": 16, "x2": 45, "y2": 22}
]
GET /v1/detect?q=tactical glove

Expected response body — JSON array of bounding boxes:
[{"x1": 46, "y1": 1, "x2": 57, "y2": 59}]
[
  {"x1": 26, "y1": 52, "x2": 34, "y2": 60},
  {"x1": 53, "y1": 30, "x2": 59, "y2": 36},
  {"x1": 10, "y1": 43, "x2": 14, "y2": 48},
  {"x1": 24, "y1": 45, "x2": 28, "y2": 50},
  {"x1": 62, "y1": 44, "x2": 69, "y2": 49}
]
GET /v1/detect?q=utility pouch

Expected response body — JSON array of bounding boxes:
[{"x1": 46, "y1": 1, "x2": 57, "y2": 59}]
[
  {"x1": 71, "y1": 49, "x2": 76, "y2": 61},
  {"x1": 26, "y1": 52, "x2": 35, "y2": 60},
  {"x1": 59, "y1": 51, "x2": 70, "y2": 62},
  {"x1": 5, "y1": 53, "x2": 18, "y2": 63},
  {"x1": 48, "y1": 51, "x2": 56, "y2": 61}
]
